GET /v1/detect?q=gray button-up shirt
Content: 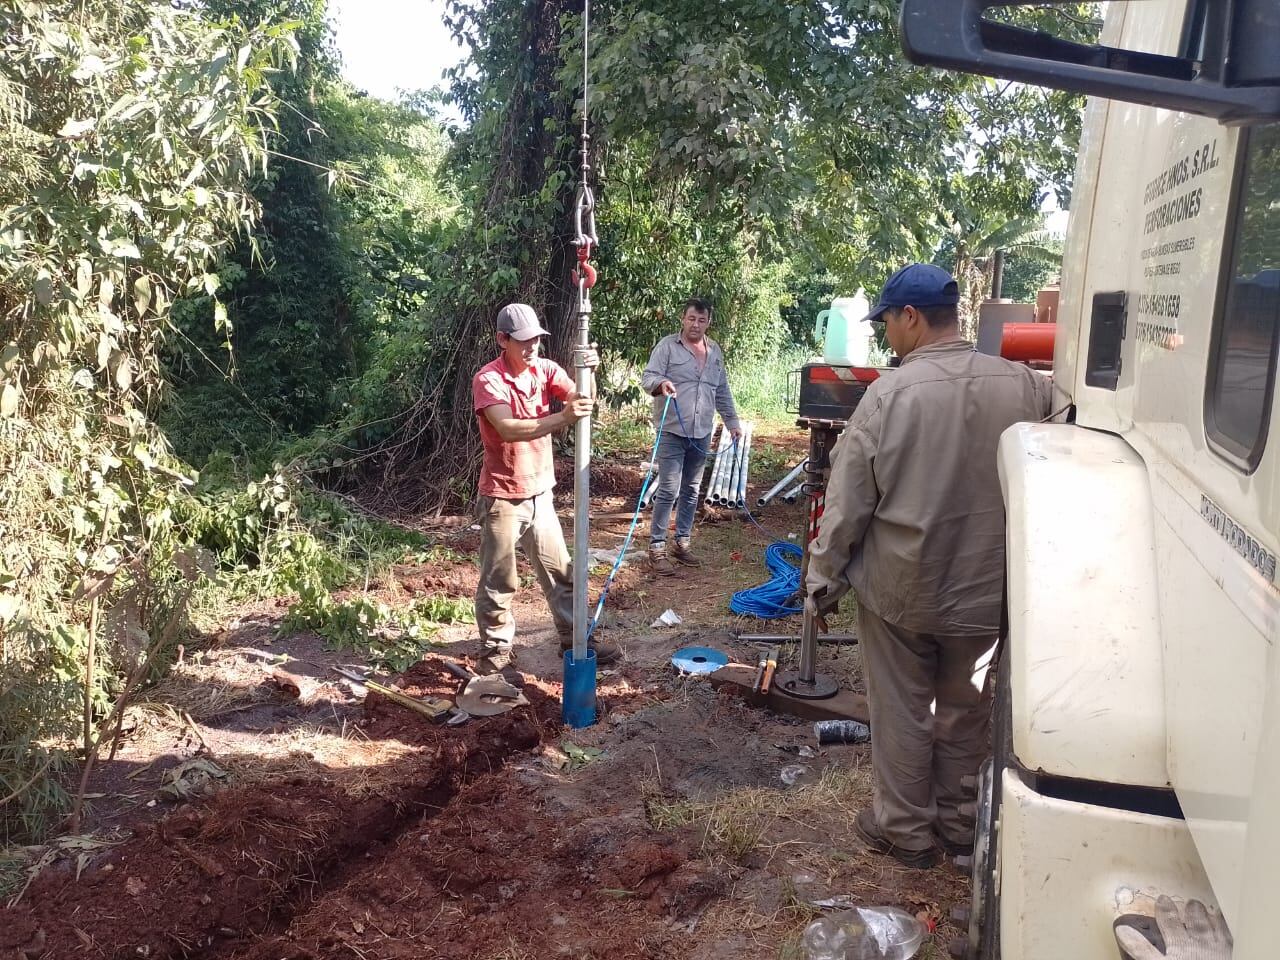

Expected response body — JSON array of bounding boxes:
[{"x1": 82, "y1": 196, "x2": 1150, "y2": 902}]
[{"x1": 641, "y1": 334, "x2": 741, "y2": 438}]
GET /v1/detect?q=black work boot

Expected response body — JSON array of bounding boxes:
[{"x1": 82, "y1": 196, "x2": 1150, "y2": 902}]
[{"x1": 854, "y1": 808, "x2": 941, "y2": 869}]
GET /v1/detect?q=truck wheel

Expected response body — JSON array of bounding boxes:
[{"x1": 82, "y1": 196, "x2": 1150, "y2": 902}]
[{"x1": 963, "y1": 643, "x2": 1010, "y2": 960}]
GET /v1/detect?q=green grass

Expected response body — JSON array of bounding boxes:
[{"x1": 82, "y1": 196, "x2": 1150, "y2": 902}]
[
  {"x1": 279, "y1": 587, "x2": 473, "y2": 672},
  {"x1": 749, "y1": 436, "x2": 801, "y2": 483},
  {"x1": 594, "y1": 408, "x2": 653, "y2": 460},
  {"x1": 730, "y1": 346, "x2": 811, "y2": 421}
]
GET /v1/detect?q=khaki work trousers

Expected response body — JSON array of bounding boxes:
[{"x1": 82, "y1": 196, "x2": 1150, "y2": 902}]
[
  {"x1": 475, "y1": 491, "x2": 574, "y2": 652},
  {"x1": 857, "y1": 605, "x2": 997, "y2": 851}
]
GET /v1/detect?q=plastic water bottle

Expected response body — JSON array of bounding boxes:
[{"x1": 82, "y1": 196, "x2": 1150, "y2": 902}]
[
  {"x1": 802, "y1": 907, "x2": 924, "y2": 960},
  {"x1": 814, "y1": 719, "x2": 871, "y2": 745}
]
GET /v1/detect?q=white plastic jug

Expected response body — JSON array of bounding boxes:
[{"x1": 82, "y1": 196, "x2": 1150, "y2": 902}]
[{"x1": 814, "y1": 290, "x2": 873, "y2": 366}]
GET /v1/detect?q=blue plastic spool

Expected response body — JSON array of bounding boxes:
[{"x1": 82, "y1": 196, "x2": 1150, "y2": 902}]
[
  {"x1": 671, "y1": 646, "x2": 728, "y2": 676},
  {"x1": 562, "y1": 648, "x2": 597, "y2": 728}
]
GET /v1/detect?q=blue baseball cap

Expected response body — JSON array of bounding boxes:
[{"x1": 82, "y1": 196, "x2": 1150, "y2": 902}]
[{"x1": 866, "y1": 264, "x2": 960, "y2": 324}]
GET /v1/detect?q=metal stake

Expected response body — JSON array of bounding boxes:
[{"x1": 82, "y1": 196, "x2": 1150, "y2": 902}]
[
  {"x1": 773, "y1": 426, "x2": 839, "y2": 701},
  {"x1": 572, "y1": 309, "x2": 592, "y2": 662}
]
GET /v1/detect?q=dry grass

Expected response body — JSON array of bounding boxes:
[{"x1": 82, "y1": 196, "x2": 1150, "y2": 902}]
[
  {"x1": 646, "y1": 763, "x2": 874, "y2": 862},
  {"x1": 145, "y1": 665, "x2": 271, "y2": 721},
  {"x1": 216, "y1": 721, "x2": 419, "y2": 797},
  {"x1": 695, "y1": 876, "x2": 825, "y2": 959},
  {"x1": 483, "y1": 943, "x2": 536, "y2": 960}
]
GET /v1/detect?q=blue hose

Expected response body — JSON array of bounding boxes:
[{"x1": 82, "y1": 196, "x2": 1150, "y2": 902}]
[
  {"x1": 586, "y1": 396, "x2": 670, "y2": 640},
  {"x1": 730, "y1": 541, "x2": 804, "y2": 619},
  {"x1": 591, "y1": 401, "x2": 801, "y2": 629}
]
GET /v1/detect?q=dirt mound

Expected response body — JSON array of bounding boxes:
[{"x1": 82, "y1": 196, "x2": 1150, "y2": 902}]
[
  {"x1": 554, "y1": 458, "x2": 645, "y2": 498},
  {"x1": 229, "y1": 768, "x2": 702, "y2": 960},
  {"x1": 0, "y1": 667, "x2": 559, "y2": 960}
]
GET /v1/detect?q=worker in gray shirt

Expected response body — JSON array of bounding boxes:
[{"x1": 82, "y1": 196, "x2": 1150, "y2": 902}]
[{"x1": 641, "y1": 298, "x2": 742, "y2": 575}]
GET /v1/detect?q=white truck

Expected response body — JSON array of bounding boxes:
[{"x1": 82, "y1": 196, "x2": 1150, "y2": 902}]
[{"x1": 898, "y1": 1, "x2": 1279, "y2": 958}]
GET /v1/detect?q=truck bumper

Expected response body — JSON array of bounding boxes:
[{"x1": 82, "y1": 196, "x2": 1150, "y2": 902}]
[{"x1": 997, "y1": 768, "x2": 1217, "y2": 959}]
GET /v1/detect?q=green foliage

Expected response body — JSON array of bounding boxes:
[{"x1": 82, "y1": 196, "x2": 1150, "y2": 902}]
[
  {"x1": 997, "y1": 242, "x2": 1063, "y2": 305},
  {"x1": 0, "y1": 0, "x2": 293, "y2": 842},
  {"x1": 937, "y1": 205, "x2": 1060, "y2": 335},
  {"x1": 280, "y1": 583, "x2": 472, "y2": 673},
  {"x1": 730, "y1": 347, "x2": 810, "y2": 423},
  {"x1": 162, "y1": 0, "x2": 460, "y2": 463}
]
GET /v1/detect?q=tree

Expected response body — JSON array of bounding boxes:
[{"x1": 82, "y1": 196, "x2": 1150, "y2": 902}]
[
  {"x1": 0, "y1": 0, "x2": 291, "y2": 840},
  {"x1": 939, "y1": 207, "x2": 1060, "y2": 337}
]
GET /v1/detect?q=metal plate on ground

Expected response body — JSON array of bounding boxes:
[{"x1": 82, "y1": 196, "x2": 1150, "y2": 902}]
[
  {"x1": 671, "y1": 646, "x2": 729, "y2": 676},
  {"x1": 773, "y1": 670, "x2": 839, "y2": 700},
  {"x1": 456, "y1": 675, "x2": 529, "y2": 716}
]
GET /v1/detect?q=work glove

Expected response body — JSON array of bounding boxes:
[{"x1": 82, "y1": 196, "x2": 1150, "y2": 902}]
[
  {"x1": 800, "y1": 586, "x2": 840, "y2": 629},
  {"x1": 1115, "y1": 896, "x2": 1232, "y2": 960},
  {"x1": 803, "y1": 595, "x2": 830, "y2": 632}
]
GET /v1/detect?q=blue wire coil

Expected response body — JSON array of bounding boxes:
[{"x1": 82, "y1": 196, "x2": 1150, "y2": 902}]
[{"x1": 729, "y1": 541, "x2": 804, "y2": 619}]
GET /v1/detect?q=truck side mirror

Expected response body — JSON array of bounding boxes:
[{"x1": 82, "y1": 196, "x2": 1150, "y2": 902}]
[{"x1": 900, "y1": 0, "x2": 1280, "y2": 124}]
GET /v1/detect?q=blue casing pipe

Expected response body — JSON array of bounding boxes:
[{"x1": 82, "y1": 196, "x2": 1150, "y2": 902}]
[{"x1": 562, "y1": 648, "x2": 597, "y2": 727}]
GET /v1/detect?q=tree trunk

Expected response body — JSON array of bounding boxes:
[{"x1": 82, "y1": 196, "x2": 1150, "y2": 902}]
[{"x1": 369, "y1": 0, "x2": 589, "y2": 514}]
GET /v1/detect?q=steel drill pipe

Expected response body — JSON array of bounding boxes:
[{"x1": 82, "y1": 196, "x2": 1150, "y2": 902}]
[
  {"x1": 759, "y1": 461, "x2": 806, "y2": 507},
  {"x1": 781, "y1": 480, "x2": 805, "y2": 504},
  {"x1": 727, "y1": 426, "x2": 744, "y2": 507},
  {"x1": 730, "y1": 422, "x2": 751, "y2": 501},
  {"x1": 723, "y1": 427, "x2": 745, "y2": 505},
  {"x1": 716, "y1": 429, "x2": 736, "y2": 503},
  {"x1": 734, "y1": 422, "x2": 755, "y2": 507},
  {"x1": 723, "y1": 441, "x2": 741, "y2": 505},
  {"x1": 704, "y1": 430, "x2": 726, "y2": 505}
]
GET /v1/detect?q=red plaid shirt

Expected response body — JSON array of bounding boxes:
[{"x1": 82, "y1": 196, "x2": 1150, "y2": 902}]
[{"x1": 472, "y1": 355, "x2": 574, "y2": 498}]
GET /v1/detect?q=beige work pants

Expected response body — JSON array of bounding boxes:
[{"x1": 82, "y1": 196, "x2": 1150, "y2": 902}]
[
  {"x1": 857, "y1": 605, "x2": 996, "y2": 851},
  {"x1": 475, "y1": 491, "x2": 574, "y2": 652}
]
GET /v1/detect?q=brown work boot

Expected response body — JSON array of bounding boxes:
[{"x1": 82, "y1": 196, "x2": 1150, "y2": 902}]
[
  {"x1": 648, "y1": 544, "x2": 677, "y2": 576},
  {"x1": 559, "y1": 634, "x2": 621, "y2": 665},
  {"x1": 854, "y1": 808, "x2": 940, "y2": 869},
  {"x1": 670, "y1": 538, "x2": 702, "y2": 567}
]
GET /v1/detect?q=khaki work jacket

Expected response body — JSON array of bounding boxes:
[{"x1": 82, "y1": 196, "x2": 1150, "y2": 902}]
[{"x1": 806, "y1": 338, "x2": 1053, "y2": 637}]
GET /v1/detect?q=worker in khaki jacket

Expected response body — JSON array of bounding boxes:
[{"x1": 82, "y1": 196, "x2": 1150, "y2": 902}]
[
  {"x1": 806, "y1": 264, "x2": 1052, "y2": 869},
  {"x1": 471, "y1": 303, "x2": 620, "y2": 675}
]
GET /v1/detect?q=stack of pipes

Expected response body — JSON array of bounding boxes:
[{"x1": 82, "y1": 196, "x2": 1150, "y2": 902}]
[
  {"x1": 706, "y1": 421, "x2": 755, "y2": 509},
  {"x1": 638, "y1": 420, "x2": 763, "y2": 511}
]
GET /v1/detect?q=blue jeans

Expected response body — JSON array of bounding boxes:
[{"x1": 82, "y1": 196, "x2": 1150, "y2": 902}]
[{"x1": 649, "y1": 432, "x2": 710, "y2": 545}]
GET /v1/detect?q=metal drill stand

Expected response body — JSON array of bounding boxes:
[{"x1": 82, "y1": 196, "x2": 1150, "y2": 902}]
[{"x1": 773, "y1": 419, "x2": 844, "y2": 703}]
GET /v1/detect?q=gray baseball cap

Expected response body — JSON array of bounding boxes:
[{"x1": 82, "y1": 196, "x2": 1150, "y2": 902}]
[{"x1": 496, "y1": 303, "x2": 550, "y2": 340}]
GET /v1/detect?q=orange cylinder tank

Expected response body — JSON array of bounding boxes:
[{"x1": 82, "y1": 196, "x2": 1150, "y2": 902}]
[{"x1": 1000, "y1": 322, "x2": 1056, "y2": 363}]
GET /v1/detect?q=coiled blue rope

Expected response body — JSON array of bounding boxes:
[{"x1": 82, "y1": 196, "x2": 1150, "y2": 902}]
[{"x1": 730, "y1": 541, "x2": 804, "y2": 618}]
